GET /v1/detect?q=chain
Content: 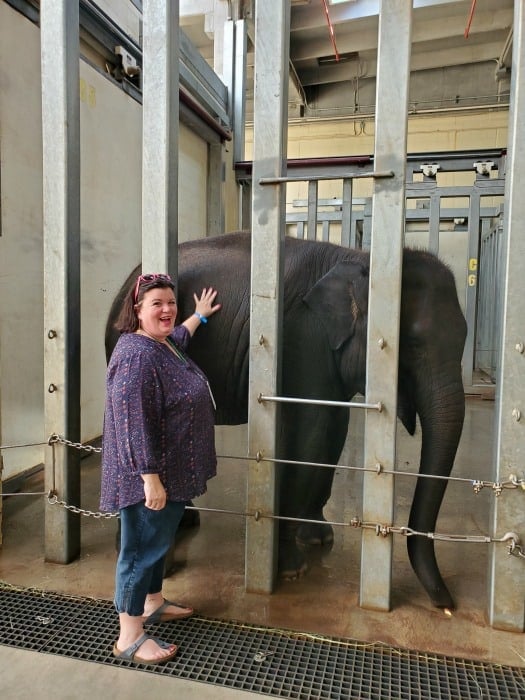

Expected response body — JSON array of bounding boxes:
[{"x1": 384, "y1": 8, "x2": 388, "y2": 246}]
[
  {"x1": 47, "y1": 493, "x2": 118, "y2": 519},
  {"x1": 43, "y1": 434, "x2": 525, "y2": 553},
  {"x1": 45, "y1": 435, "x2": 112, "y2": 517},
  {"x1": 48, "y1": 433, "x2": 102, "y2": 454},
  {"x1": 46, "y1": 490, "x2": 525, "y2": 558}
]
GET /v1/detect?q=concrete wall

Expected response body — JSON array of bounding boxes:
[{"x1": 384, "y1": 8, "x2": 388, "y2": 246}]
[{"x1": 0, "y1": 3, "x2": 224, "y2": 480}]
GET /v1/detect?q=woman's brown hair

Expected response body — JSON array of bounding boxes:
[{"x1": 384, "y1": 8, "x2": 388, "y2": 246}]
[{"x1": 114, "y1": 277, "x2": 175, "y2": 333}]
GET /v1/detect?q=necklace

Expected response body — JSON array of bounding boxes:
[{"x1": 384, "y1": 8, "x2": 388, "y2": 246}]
[{"x1": 136, "y1": 329, "x2": 167, "y2": 343}]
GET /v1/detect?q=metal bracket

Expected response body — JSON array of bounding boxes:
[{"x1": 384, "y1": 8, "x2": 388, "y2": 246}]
[
  {"x1": 420, "y1": 163, "x2": 440, "y2": 178},
  {"x1": 473, "y1": 161, "x2": 495, "y2": 176},
  {"x1": 115, "y1": 45, "x2": 141, "y2": 77}
]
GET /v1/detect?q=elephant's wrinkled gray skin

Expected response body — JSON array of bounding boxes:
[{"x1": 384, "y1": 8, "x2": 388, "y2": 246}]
[{"x1": 105, "y1": 231, "x2": 467, "y2": 609}]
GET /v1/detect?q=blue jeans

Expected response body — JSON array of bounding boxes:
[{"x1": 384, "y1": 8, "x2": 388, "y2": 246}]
[{"x1": 115, "y1": 500, "x2": 186, "y2": 616}]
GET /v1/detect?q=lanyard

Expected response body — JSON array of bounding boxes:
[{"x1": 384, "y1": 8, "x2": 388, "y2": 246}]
[{"x1": 165, "y1": 337, "x2": 217, "y2": 411}]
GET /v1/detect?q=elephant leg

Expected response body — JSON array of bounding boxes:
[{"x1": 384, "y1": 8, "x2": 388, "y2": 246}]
[
  {"x1": 294, "y1": 467, "x2": 337, "y2": 548},
  {"x1": 295, "y1": 407, "x2": 349, "y2": 547},
  {"x1": 278, "y1": 405, "x2": 349, "y2": 577},
  {"x1": 179, "y1": 502, "x2": 200, "y2": 530}
]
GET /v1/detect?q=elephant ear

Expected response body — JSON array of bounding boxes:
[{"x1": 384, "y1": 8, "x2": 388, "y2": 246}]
[{"x1": 303, "y1": 260, "x2": 368, "y2": 350}]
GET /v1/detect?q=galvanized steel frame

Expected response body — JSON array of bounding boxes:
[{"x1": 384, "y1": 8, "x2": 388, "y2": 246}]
[
  {"x1": 141, "y1": 0, "x2": 180, "y2": 275},
  {"x1": 41, "y1": 0, "x2": 81, "y2": 563},
  {"x1": 360, "y1": 0, "x2": 412, "y2": 612},
  {"x1": 488, "y1": 0, "x2": 525, "y2": 633},
  {"x1": 246, "y1": 0, "x2": 291, "y2": 594}
]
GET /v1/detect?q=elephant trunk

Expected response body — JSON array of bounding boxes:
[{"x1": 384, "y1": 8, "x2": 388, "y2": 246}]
[{"x1": 407, "y1": 362, "x2": 466, "y2": 609}]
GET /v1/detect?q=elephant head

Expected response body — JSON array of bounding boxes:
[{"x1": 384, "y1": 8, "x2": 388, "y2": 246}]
[{"x1": 303, "y1": 249, "x2": 467, "y2": 609}]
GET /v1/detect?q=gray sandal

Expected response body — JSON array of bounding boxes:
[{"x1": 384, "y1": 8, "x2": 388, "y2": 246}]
[{"x1": 112, "y1": 633, "x2": 178, "y2": 664}]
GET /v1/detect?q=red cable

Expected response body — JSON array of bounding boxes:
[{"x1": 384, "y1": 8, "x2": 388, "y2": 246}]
[
  {"x1": 321, "y1": 0, "x2": 340, "y2": 62},
  {"x1": 464, "y1": 0, "x2": 477, "y2": 39}
]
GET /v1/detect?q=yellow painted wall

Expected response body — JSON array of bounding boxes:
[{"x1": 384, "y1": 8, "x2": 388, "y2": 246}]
[{"x1": 246, "y1": 109, "x2": 508, "y2": 203}]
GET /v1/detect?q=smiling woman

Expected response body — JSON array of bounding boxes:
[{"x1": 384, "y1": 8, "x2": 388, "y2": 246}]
[
  {"x1": 136, "y1": 285, "x2": 178, "y2": 342},
  {"x1": 100, "y1": 273, "x2": 221, "y2": 665}
]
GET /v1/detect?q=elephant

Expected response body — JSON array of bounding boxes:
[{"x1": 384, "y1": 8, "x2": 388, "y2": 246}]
[{"x1": 105, "y1": 231, "x2": 467, "y2": 610}]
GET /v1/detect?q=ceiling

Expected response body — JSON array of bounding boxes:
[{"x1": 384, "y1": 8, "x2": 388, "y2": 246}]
[{"x1": 180, "y1": 0, "x2": 514, "y2": 120}]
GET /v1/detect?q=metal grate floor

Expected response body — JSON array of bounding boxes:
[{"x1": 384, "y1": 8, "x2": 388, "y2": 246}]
[{"x1": 0, "y1": 582, "x2": 523, "y2": 699}]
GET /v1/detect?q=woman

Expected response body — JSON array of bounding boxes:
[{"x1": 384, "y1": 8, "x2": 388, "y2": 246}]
[{"x1": 101, "y1": 272, "x2": 221, "y2": 665}]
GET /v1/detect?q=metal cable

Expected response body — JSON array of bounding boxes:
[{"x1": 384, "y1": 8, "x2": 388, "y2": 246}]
[{"x1": 4, "y1": 434, "x2": 524, "y2": 558}]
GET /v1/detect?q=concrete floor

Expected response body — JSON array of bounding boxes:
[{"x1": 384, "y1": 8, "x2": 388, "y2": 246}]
[{"x1": 0, "y1": 396, "x2": 524, "y2": 698}]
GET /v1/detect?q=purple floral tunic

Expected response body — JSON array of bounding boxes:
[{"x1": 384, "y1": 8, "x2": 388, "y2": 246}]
[{"x1": 100, "y1": 325, "x2": 217, "y2": 512}]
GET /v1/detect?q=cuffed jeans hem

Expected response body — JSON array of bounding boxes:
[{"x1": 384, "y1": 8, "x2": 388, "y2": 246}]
[{"x1": 114, "y1": 499, "x2": 185, "y2": 616}]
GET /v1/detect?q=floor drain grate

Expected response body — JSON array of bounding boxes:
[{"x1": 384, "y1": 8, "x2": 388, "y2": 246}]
[{"x1": 0, "y1": 583, "x2": 523, "y2": 699}]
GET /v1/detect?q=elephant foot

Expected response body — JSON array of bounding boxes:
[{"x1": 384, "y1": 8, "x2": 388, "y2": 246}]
[
  {"x1": 179, "y1": 502, "x2": 200, "y2": 529},
  {"x1": 296, "y1": 520, "x2": 334, "y2": 548},
  {"x1": 278, "y1": 540, "x2": 309, "y2": 580}
]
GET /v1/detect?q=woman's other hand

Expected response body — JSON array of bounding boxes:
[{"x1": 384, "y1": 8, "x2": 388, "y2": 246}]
[{"x1": 142, "y1": 473, "x2": 167, "y2": 510}]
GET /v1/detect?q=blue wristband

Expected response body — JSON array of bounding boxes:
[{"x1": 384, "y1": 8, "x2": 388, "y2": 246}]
[{"x1": 194, "y1": 312, "x2": 207, "y2": 324}]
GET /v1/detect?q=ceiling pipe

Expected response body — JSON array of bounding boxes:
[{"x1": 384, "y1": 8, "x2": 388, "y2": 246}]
[
  {"x1": 464, "y1": 0, "x2": 477, "y2": 39},
  {"x1": 321, "y1": 0, "x2": 340, "y2": 62}
]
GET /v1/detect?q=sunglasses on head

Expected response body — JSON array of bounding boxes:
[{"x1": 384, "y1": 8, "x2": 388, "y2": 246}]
[{"x1": 134, "y1": 273, "x2": 173, "y2": 303}]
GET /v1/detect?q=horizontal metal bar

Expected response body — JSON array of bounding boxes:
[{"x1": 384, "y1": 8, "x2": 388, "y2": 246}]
[
  {"x1": 258, "y1": 393, "x2": 382, "y2": 411},
  {"x1": 218, "y1": 453, "x2": 521, "y2": 492},
  {"x1": 184, "y1": 505, "x2": 248, "y2": 517},
  {"x1": 2, "y1": 492, "x2": 48, "y2": 497},
  {"x1": 0, "y1": 441, "x2": 48, "y2": 450},
  {"x1": 182, "y1": 506, "x2": 521, "y2": 552},
  {"x1": 259, "y1": 171, "x2": 394, "y2": 185}
]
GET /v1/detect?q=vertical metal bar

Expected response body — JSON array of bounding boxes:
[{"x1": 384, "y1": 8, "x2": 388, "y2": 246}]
[
  {"x1": 234, "y1": 20, "x2": 247, "y2": 165},
  {"x1": 428, "y1": 192, "x2": 441, "y2": 253},
  {"x1": 296, "y1": 221, "x2": 305, "y2": 239},
  {"x1": 322, "y1": 220, "x2": 330, "y2": 242},
  {"x1": 240, "y1": 181, "x2": 251, "y2": 231},
  {"x1": 207, "y1": 142, "x2": 224, "y2": 236},
  {"x1": 462, "y1": 193, "x2": 481, "y2": 389},
  {"x1": 476, "y1": 218, "x2": 491, "y2": 375},
  {"x1": 246, "y1": 0, "x2": 290, "y2": 593},
  {"x1": 307, "y1": 179, "x2": 318, "y2": 240},
  {"x1": 341, "y1": 178, "x2": 353, "y2": 247},
  {"x1": 223, "y1": 19, "x2": 235, "y2": 117},
  {"x1": 362, "y1": 198, "x2": 373, "y2": 249},
  {"x1": 489, "y1": 0, "x2": 525, "y2": 633},
  {"x1": 0, "y1": 372, "x2": 2, "y2": 545},
  {"x1": 360, "y1": 0, "x2": 412, "y2": 611},
  {"x1": 142, "y1": 0, "x2": 179, "y2": 275},
  {"x1": 41, "y1": 0, "x2": 81, "y2": 563},
  {"x1": 350, "y1": 211, "x2": 359, "y2": 248},
  {"x1": 492, "y1": 215, "x2": 504, "y2": 379}
]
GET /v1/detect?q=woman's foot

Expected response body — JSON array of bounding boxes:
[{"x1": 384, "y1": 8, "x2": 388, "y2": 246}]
[
  {"x1": 113, "y1": 632, "x2": 177, "y2": 664},
  {"x1": 143, "y1": 597, "x2": 194, "y2": 624}
]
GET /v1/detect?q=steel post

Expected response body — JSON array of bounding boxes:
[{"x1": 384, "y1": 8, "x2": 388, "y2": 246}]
[
  {"x1": 142, "y1": 0, "x2": 179, "y2": 276},
  {"x1": 41, "y1": 0, "x2": 81, "y2": 563},
  {"x1": 246, "y1": 0, "x2": 290, "y2": 593},
  {"x1": 488, "y1": 0, "x2": 525, "y2": 632},
  {"x1": 360, "y1": 0, "x2": 412, "y2": 611}
]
